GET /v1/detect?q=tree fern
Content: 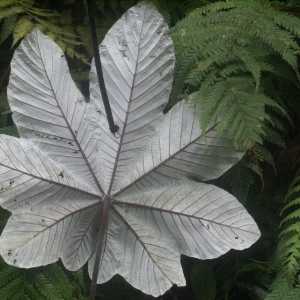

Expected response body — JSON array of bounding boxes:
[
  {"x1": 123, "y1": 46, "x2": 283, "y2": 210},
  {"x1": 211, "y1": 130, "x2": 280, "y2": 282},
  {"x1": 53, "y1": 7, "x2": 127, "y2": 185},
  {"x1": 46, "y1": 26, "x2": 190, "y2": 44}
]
[
  {"x1": 0, "y1": 15, "x2": 17, "y2": 44},
  {"x1": 0, "y1": 0, "x2": 15, "y2": 8},
  {"x1": 266, "y1": 279, "x2": 300, "y2": 300},
  {"x1": 0, "y1": 6, "x2": 23, "y2": 20},
  {"x1": 219, "y1": 158, "x2": 256, "y2": 204},
  {"x1": 169, "y1": 0, "x2": 299, "y2": 150},
  {"x1": 38, "y1": 265, "x2": 74, "y2": 299},
  {"x1": 32, "y1": 271, "x2": 68, "y2": 300},
  {"x1": 265, "y1": 161, "x2": 300, "y2": 298},
  {"x1": 284, "y1": 286, "x2": 300, "y2": 300},
  {"x1": 0, "y1": 258, "x2": 88, "y2": 300},
  {"x1": 265, "y1": 279, "x2": 294, "y2": 300},
  {"x1": 12, "y1": 16, "x2": 34, "y2": 46}
]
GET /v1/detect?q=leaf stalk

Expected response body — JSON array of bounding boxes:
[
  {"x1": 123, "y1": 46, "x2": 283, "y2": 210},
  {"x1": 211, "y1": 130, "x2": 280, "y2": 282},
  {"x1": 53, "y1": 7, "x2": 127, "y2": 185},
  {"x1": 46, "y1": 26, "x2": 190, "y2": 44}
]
[
  {"x1": 89, "y1": 197, "x2": 111, "y2": 300},
  {"x1": 86, "y1": 0, "x2": 119, "y2": 134}
]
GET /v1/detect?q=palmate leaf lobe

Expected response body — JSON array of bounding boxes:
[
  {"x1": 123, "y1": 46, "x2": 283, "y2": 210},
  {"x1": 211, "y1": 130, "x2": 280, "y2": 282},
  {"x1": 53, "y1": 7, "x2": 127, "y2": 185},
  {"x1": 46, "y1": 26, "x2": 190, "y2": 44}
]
[{"x1": 0, "y1": 1, "x2": 260, "y2": 297}]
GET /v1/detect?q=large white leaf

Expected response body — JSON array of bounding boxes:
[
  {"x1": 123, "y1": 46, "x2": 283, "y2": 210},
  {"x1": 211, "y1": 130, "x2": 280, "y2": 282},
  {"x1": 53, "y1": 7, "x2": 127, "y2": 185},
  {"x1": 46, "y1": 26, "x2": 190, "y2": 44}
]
[
  {"x1": 0, "y1": 1, "x2": 260, "y2": 297},
  {"x1": 89, "y1": 1, "x2": 175, "y2": 194}
]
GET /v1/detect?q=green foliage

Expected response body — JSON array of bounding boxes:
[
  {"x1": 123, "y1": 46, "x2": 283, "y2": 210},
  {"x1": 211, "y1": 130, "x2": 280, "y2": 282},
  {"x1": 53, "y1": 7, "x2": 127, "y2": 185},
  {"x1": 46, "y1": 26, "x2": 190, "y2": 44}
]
[
  {"x1": 0, "y1": 258, "x2": 84, "y2": 300},
  {"x1": 0, "y1": 0, "x2": 88, "y2": 63},
  {"x1": 0, "y1": 125, "x2": 19, "y2": 137},
  {"x1": 0, "y1": 15, "x2": 17, "y2": 44},
  {"x1": 12, "y1": 15, "x2": 34, "y2": 46},
  {"x1": 265, "y1": 279, "x2": 291, "y2": 300},
  {"x1": 220, "y1": 158, "x2": 256, "y2": 204},
  {"x1": 265, "y1": 280, "x2": 300, "y2": 300},
  {"x1": 266, "y1": 162, "x2": 300, "y2": 295},
  {"x1": 0, "y1": 92, "x2": 10, "y2": 128},
  {"x1": 169, "y1": 0, "x2": 299, "y2": 150},
  {"x1": 191, "y1": 261, "x2": 216, "y2": 300}
]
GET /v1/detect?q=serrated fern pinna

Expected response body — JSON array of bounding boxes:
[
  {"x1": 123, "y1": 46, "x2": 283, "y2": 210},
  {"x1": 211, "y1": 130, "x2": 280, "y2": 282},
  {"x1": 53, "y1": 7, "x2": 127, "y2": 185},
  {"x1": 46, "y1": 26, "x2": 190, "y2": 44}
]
[{"x1": 264, "y1": 160, "x2": 300, "y2": 299}]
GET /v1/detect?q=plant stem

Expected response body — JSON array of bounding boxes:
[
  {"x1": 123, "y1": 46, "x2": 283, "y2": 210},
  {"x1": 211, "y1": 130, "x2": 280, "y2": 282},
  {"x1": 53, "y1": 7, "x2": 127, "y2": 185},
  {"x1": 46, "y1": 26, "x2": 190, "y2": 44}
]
[
  {"x1": 86, "y1": 1, "x2": 118, "y2": 298},
  {"x1": 86, "y1": 0, "x2": 119, "y2": 134},
  {"x1": 89, "y1": 197, "x2": 110, "y2": 300}
]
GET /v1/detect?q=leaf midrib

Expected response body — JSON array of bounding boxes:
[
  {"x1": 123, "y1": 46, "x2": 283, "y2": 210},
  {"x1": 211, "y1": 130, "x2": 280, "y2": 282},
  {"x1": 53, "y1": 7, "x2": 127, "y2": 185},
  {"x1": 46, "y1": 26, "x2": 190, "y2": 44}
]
[
  {"x1": 106, "y1": 9, "x2": 149, "y2": 196},
  {"x1": 0, "y1": 162, "x2": 101, "y2": 199},
  {"x1": 112, "y1": 200, "x2": 259, "y2": 234}
]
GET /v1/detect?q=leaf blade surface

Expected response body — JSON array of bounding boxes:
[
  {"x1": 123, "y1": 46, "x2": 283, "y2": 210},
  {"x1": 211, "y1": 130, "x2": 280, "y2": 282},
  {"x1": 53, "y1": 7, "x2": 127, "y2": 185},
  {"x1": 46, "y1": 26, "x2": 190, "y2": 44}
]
[{"x1": 8, "y1": 28, "x2": 103, "y2": 193}]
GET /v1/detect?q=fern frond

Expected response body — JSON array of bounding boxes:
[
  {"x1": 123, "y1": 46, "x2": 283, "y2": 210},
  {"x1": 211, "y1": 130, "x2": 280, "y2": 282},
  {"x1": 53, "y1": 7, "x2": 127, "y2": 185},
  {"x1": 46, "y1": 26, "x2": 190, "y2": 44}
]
[
  {"x1": 219, "y1": 152, "x2": 260, "y2": 204},
  {"x1": 12, "y1": 16, "x2": 34, "y2": 46},
  {"x1": 0, "y1": 0, "x2": 89, "y2": 65},
  {"x1": 284, "y1": 285, "x2": 300, "y2": 300},
  {"x1": 0, "y1": 261, "x2": 22, "y2": 290},
  {"x1": 41, "y1": 264, "x2": 73, "y2": 299},
  {"x1": 33, "y1": 17, "x2": 79, "y2": 39},
  {"x1": 279, "y1": 235, "x2": 300, "y2": 253},
  {"x1": 247, "y1": 161, "x2": 264, "y2": 184},
  {"x1": 281, "y1": 198, "x2": 300, "y2": 214},
  {"x1": 281, "y1": 209, "x2": 300, "y2": 224},
  {"x1": 198, "y1": 0, "x2": 246, "y2": 14},
  {"x1": 0, "y1": 15, "x2": 17, "y2": 44},
  {"x1": 264, "y1": 55, "x2": 299, "y2": 85},
  {"x1": 20, "y1": 3, "x2": 56, "y2": 18},
  {"x1": 0, "y1": 275, "x2": 24, "y2": 300},
  {"x1": 167, "y1": 46, "x2": 200, "y2": 109},
  {"x1": 0, "y1": 6, "x2": 23, "y2": 20},
  {"x1": 196, "y1": 79, "x2": 281, "y2": 148},
  {"x1": 265, "y1": 279, "x2": 291, "y2": 300},
  {"x1": 255, "y1": 19, "x2": 299, "y2": 68},
  {"x1": 253, "y1": 144, "x2": 276, "y2": 170},
  {"x1": 230, "y1": 164, "x2": 255, "y2": 204},
  {"x1": 288, "y1": 184, "x2": 300, "y2": 196},
  {"x1": 0, "y1": 0, "x2": 15, "y2": 8},
  {"x1": 52, "y1": 34, "x2": 83, "y2": 46},
  {"x1": 232, "y1": 46, "x2": 262, "y2": 92},
  {"x1": 267, "y1": 165, "x2": 300, "y2": 293},
  {"x1": 261, "y1": 126, "x2": 286, "y2": 148},
  {"x1": 237, "y1": 261, "x2": 268, "y2": 274},
  {"x1": 286, "y1": 174, "x2": 300, "y2": 198},
  {"x1": 170, "y1": 0, "x2": 299, "y2": 149},
  {"x1": 219, "y1": 63, "x2": 247, "y2": 77},
  {"x1": 0, "y1": 257, "x2": 80, "y2": 300},
  {"x1": 273, "y1": 11, "x2": 300, "y2": 38},
  {"x1": 282, "y1": 167, "x2": 300, "y2": 212},
  {"x1": 33, "y1": 272, "x2": 65, "y2": 300}
]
